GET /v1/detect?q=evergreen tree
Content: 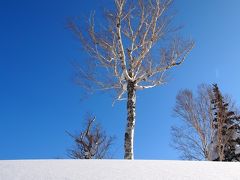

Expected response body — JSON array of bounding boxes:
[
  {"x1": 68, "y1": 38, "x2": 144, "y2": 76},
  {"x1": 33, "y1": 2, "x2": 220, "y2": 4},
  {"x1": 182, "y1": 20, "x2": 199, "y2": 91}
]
[{"x1": 208, "y1": 84, "x2": 240, "y2": 161}]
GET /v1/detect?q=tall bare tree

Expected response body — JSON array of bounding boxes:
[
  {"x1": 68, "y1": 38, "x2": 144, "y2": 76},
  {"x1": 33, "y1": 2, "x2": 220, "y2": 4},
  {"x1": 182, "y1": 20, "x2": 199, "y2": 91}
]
[
  {"x1": 67, "y1": 116, "x2": 114, "y2": 159},
  {"x1": 69, "y1": 0, "x2": 194, "y2": 159},
  {"x1": 171, "y1": 84, "x2": 239, "y2": 161}
]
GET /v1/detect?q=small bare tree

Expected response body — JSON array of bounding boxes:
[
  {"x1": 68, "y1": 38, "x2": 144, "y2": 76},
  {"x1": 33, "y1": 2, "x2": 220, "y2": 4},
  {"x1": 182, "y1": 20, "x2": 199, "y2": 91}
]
[
  {"x1": 171, "y1": 84, "x2": 213, "y2": 160},
  {"x1": 171, "y1": 84, "x2": 239, "y2": 161},
  {"x1": 69, "y1": 0, "x2": 194, "y2": 159},
  {"x1": 67, "y1": 116, "x2": 114, "y2": 159}
]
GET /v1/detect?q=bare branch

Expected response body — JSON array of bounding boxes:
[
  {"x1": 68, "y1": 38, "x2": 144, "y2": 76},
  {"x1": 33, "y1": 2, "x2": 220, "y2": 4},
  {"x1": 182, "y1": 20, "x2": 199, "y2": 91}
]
[{"x1": 67, "y1": 116, "x2": 114, "y2": 159}]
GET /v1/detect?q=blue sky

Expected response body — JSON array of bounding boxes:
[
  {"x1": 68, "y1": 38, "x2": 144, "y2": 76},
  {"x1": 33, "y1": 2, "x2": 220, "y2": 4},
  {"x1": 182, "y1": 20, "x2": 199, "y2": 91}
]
[{"x1": 1, "y1": 0, "x2": 240, "y2": 160}]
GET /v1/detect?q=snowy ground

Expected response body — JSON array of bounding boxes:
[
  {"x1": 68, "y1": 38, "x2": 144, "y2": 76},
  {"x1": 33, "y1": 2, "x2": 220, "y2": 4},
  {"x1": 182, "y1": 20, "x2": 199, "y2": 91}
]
[{"x1": 0, "y1": 160, "x2": 240, "y2": 180}]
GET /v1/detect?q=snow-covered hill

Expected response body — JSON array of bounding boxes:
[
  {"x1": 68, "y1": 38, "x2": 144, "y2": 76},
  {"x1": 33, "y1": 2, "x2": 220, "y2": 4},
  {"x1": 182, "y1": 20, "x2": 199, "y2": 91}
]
[{"x1": 0, "y1": 160, "x2": 240, "y2": 180}]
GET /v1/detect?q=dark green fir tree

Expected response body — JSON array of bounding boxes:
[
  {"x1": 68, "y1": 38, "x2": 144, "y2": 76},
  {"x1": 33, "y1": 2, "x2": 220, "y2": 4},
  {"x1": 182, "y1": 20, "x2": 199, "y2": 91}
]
[{"x1": 208, "y1": 84, "x2": 240, "y2": 161}]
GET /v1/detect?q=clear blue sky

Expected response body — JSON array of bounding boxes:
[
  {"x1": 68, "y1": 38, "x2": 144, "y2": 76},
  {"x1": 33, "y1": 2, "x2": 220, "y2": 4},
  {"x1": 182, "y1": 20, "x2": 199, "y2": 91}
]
[{"x1": 1, "y1": 0, "x2": 240, "y2": 160}]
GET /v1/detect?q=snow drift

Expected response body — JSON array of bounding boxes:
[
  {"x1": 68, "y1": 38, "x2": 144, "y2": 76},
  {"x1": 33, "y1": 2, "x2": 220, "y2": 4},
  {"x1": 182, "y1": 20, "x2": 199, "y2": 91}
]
[{"x1": 0, "y1": 160, "x2": 240, "y2": 180}]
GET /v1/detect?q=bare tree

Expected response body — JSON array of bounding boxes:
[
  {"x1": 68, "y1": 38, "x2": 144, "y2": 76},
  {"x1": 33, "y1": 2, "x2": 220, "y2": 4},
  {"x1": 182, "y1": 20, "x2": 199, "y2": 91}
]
[
  {"x1": 67, "y1": 116, "x2": 114, "y2": 159},
  {"x1": 171, "y1": 84, "x2": 239, "y2": 161},
  {"x1": 171, "y1": 84, "x2": 213, "y2": 160},
  {"x1": 69, "y1": 0, "x2": 194, "y2": 159}
]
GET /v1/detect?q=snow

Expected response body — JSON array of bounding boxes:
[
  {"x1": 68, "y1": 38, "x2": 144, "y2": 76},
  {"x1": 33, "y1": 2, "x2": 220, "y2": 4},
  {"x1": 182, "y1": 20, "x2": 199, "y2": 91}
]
[
  {"x1": 1, "y1": 160, "x2": 240, "y2": 180},
  {"x1": 233, "y1": 131, "x2": 240, "y2": 140},
  {"x1": 208, "y1": 129, "x2": 219, "y2": 161},
  {"x1": 235, "y1": 145, "x2": 240, "y2": 155}
]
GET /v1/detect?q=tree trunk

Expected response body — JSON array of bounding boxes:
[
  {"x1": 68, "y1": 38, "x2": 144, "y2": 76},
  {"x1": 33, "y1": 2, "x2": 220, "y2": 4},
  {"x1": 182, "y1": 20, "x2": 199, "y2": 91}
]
[{"x1": 124, "y1": 80, "x2": 136, "y2": 159}]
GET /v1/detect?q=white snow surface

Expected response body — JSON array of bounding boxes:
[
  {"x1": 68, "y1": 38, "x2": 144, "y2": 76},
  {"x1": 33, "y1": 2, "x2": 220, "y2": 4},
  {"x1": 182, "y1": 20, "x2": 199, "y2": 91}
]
[{"x1": 1, "y1": 159, "x2": 240, "y2": 180}]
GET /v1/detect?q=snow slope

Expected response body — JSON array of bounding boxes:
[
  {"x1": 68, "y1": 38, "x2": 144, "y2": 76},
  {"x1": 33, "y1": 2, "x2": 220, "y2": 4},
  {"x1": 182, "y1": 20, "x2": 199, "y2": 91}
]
[{"x1": 0, "y1": 160, "x2": 240, "y2": 180}]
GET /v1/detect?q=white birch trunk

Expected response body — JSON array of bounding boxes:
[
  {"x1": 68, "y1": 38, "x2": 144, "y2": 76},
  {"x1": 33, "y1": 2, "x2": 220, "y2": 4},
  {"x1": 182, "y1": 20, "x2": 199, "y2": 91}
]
[{"x1": 124, "y1": 80, "x2": 136, "y2": 159}]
